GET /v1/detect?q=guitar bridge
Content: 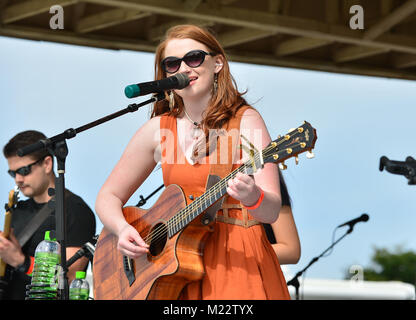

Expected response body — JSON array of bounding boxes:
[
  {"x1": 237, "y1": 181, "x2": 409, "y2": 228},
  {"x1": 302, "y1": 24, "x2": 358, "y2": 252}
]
[{"x1": 123, "y1": 255, "x2": 135, "y2": 286}]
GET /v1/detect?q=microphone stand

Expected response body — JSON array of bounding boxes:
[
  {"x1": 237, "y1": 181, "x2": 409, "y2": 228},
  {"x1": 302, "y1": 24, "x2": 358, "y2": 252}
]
[
  {"x1": 66, "y1": 235, "x2": 99, "y2": 268},
  {"x1": 379, "y1": 156, "x2": 416, "y2": 185},
  {"x1": 136, "y1": 184, "x2": 164, "y2": 207},
  {"x1": 286, "y1": 224, "x2": 356, "y2": 300},
  {"x1": 18, "y1": 92, "x2": 165, "y2": 300}
]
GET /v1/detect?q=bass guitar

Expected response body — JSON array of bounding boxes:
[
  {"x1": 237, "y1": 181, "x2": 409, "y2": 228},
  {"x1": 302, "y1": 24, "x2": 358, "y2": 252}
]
[
  {"x1": 0, "y1": 186, "x2": 20, "y2": 299},
  {"x1": 93, "y1": 121, "x2": 317, "y2": 300}
]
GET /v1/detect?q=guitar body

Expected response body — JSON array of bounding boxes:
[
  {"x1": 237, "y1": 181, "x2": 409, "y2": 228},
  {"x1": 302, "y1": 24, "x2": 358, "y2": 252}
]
[{"x1": 93, "y1": 184, "x2": 213, "y2": 300}]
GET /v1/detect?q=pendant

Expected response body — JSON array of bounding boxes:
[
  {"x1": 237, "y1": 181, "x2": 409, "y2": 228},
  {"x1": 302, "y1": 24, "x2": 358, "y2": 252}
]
[{"x1": 192, "y1": 126, "x2": 203, "y2": 139}]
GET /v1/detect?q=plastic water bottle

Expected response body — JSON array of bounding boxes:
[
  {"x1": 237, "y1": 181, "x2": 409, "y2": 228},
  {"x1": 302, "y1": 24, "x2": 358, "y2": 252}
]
[
  {"x1": 69, "y1": 271, "x2": 90, "y2": 300},
  {"x1": 27, "y1": 231, "x2": 61, "y2": 300}
]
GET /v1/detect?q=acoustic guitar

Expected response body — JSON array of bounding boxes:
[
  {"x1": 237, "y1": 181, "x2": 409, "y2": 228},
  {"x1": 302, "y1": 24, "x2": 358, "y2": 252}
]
[
  {"x1": 93, "y1": 121, "x2": 317, "y2": 300},
  {"x1": 0, "y1": 186, "x2": 20, "y2": 298}
]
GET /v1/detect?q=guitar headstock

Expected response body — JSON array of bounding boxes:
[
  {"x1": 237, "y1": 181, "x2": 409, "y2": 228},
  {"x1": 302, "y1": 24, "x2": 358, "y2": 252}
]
[
  {"x1": 7, "y1": 186, "x2": 20, "y2": 209},
  {"x1": 263, "y1": 121, "x2": 317, "y2": 168}
]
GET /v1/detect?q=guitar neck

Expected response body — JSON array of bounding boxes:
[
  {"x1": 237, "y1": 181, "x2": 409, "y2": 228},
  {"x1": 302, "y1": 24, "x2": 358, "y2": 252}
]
[
  {"x1": 167, "y1": 161, "x2": 253, "y2": 237},
  {"x1": 1, "y1": 188, "x2": 19, "y2": 278},
  {"x1": 0, "y1": 211, "x2": 12, "y2": 277},
  {"x1": 165, "y1": 121, "x2": 317, "y2": 238},
  {"x1": 2, "y1": 211, "x2": 12, "y2": 239}
]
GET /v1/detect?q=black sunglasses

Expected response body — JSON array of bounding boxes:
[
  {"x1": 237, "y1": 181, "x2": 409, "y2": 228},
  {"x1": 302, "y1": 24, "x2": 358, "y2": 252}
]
[
  {"x1": 161, "y1": 50, "x2": 216, "y2": 74},
  {"x1": 8, "y1": 158, "x2": 44, "y2": 178}
]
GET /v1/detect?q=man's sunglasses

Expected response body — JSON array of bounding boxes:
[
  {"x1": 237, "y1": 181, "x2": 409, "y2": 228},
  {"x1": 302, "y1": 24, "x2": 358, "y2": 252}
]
[
  {"x1": 161, "y1": 50, "x2": 216, "y2": 74},
  {"x1": 8, "y1": 158, "x2": 44, "y2": 178}
]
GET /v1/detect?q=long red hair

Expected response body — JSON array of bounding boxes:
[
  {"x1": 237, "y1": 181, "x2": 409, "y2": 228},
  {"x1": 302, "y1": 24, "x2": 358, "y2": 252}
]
[{"x1": 152, "y1": 24, "x2": 247, "y2": 133}]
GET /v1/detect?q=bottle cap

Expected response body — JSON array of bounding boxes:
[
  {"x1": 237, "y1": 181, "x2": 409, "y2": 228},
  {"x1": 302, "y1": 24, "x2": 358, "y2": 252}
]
[
  {"x1": 44, "y1": 230, "x2": 57, "y2": 241},
  {"x1": 76, "y1": 271, "x2": 86, "y2": 279}
]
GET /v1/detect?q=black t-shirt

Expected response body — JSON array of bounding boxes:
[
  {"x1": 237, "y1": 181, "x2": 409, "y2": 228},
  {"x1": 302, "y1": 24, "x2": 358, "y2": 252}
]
[{"x1": 3, "y1": 190, "x2": 96, "y2": 300}]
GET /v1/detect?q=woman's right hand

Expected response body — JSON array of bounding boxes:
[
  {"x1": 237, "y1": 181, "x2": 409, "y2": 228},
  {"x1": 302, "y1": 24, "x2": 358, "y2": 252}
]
[{"x1": 117, "y1": 223, "x2": 149, "y2": 259}]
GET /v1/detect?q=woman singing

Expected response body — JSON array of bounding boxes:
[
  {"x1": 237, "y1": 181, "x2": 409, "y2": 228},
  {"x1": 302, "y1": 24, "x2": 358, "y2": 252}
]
[{"x1": 95, "y1": 24, "x2": 292, "y2": 299}]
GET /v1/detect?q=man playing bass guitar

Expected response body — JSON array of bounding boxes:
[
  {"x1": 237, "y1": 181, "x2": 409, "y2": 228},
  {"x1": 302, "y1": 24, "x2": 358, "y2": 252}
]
[{"x1": 0, "y1": 130, "x2": 96, "y2": 300}]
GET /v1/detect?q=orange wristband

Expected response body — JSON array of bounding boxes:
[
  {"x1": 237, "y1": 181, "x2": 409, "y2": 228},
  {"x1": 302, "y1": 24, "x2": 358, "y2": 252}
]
[
  {"x1": 243, "y1": 188, "x2": 264, "y2": 210},
  {"x1": 26, "y1": 256, "x2": 35, "y2": 275}
]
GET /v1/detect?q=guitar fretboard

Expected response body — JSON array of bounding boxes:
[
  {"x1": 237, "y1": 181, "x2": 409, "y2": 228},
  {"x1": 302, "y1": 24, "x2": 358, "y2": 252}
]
[
  {"x1": 163, "y1": 121, "x2": 315, "y2": 238},
  {"x1": 166, "y1": 161, "x2": 252, "y2": 237}
]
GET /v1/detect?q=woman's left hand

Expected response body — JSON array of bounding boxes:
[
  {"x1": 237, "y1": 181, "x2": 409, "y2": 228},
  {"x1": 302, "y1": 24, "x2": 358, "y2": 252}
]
[{"x1": 227, "y1": 172, "x2": 261, "y2": 207}]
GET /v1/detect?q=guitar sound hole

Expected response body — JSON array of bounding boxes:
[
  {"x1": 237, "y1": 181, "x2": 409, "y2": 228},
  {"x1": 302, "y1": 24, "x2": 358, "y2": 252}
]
[{"x1": 148, "y1": 223, "x2": 168, "y2": 257}]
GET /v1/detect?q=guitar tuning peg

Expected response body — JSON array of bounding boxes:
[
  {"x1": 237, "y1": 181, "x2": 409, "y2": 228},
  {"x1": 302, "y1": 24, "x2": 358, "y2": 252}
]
[
  {"x1": 306, "y1": 151, "x2": 315, "y2": 159},
  {"x1": 279, "y1": 162, "x2": 287, "y2": 170},
  {"x1": 295, "y1": 156, "x2": 299, "y2": 165}
]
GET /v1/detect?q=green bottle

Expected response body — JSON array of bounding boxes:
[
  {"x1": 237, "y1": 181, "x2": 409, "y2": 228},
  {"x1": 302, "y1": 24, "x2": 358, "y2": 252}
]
[
  {"x1": 29, "y1": 231, "x2": 61, "y2": 300},
  {"x1": 69, "y1": 271, "x2": 90, "y2": 300}
]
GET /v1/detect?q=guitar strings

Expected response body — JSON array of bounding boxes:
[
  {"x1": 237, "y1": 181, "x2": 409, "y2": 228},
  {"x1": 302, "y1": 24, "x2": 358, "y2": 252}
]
[
  {"x1": 142, "y1": 160, "x2": 251, "y2": 246},
  {"x1": 142, "y1": 143, "x2": 273, "y2": 246},
  {"x1": 176, "y1": 127, "x2": 310, "y2": 229},
  {"x1": 166, "y1": 132, "x2": 294, "y2": 232},
  {"x1": 142, "y1": 133, "x2": 295, "y2": 246},
  {"x1": 142, "y1": 152, "x2": 260, "y2": 246},
  {"x1": 143, "y1": 129, "x2": 304, "y2": 246},
  {"x1": 143, "y1": 134, "x2": 294, "y2": 247}
]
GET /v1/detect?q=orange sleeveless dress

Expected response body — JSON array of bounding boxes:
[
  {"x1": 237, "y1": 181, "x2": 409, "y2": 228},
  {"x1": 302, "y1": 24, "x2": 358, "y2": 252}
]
[{"x1": 159, "y1": 108, "x2": 290, "y2": 300}]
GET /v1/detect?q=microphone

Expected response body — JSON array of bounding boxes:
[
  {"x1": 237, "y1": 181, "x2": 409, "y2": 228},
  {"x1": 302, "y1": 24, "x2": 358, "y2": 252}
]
[
  {"x1": 66, "y1": 235, "x2": 98, "y2": 267},
  {"x1": 379, "y1": 156, "x2": 416, "y2": 185},
  {"x1": 124, "y1": 73, "x2": 190, "y2": 98},
  {"x1": 337, "y1": 213, "x2": 369, "y2": 231}
]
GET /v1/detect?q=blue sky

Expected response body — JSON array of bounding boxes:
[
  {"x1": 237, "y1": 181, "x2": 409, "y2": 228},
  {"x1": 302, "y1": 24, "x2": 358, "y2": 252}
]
[{"x1": 1, "y1": 35, "x2": 415, "y2": 282}]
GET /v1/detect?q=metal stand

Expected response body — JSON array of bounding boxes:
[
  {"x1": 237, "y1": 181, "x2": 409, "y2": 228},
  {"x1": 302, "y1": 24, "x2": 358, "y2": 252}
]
[
  {"x1": 380, "y1": 156, "x2": 416, "y2": 185},
  {"x1": 287, "y1": 225, "x2": 355, "y2": 300},
  {"x1": 136, "y1": 184, "x2": 164, "y2": 207},
  {"x1": 66, "y1": 235, "x2": 98, "y2": 268},
  {"x1": 18, "y1": 93, "x2": 164, "y2": 299}
]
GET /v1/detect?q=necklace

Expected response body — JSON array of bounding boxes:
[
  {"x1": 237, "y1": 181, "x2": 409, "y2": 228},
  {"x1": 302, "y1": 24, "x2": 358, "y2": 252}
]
[{"x1": 183, "y1": 108, "x2": 203, "y2": 139}]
